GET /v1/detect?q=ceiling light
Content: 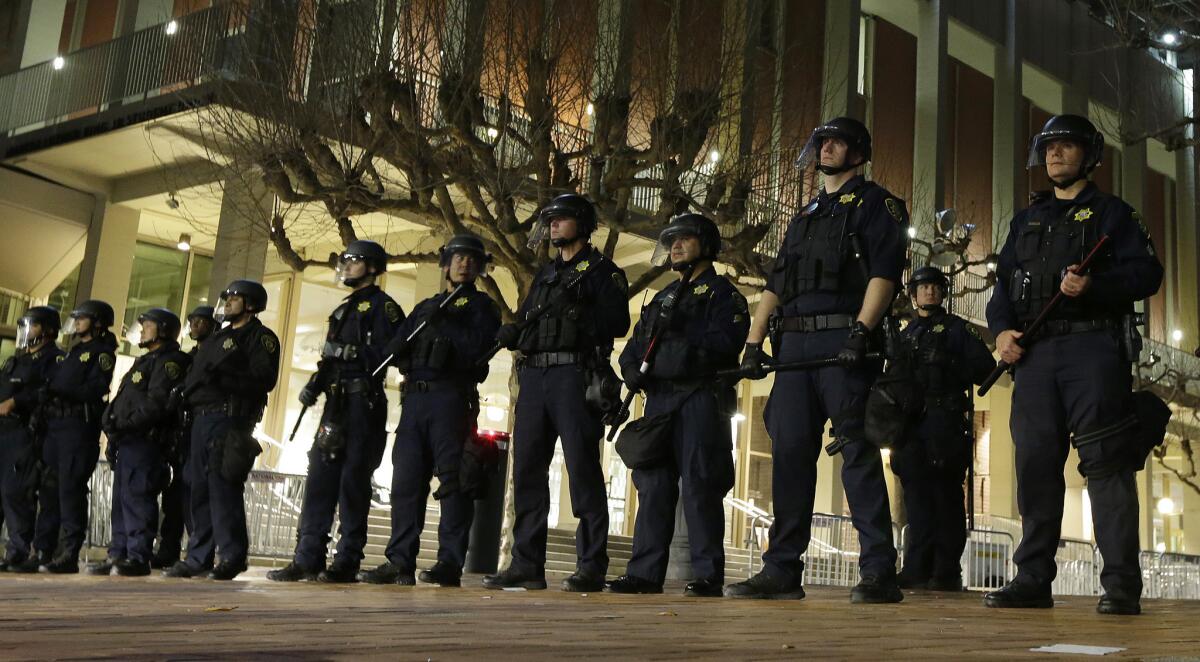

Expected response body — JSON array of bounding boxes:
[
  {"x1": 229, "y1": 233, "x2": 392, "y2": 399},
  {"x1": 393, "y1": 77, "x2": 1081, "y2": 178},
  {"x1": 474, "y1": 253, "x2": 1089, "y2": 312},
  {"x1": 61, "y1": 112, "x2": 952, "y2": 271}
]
[
  {"x1": 52, "y1": 56, "x2": 65, "y2": 70},
  {"x1": 165, "y1": 20, "x2": 178, "y2": 36},
  {"x1": 177, "y1": 233, "x2": 191, "y2": 252},
  {"x1": 1162, "y1": 32, "x2": 1179, "y2": 46}
]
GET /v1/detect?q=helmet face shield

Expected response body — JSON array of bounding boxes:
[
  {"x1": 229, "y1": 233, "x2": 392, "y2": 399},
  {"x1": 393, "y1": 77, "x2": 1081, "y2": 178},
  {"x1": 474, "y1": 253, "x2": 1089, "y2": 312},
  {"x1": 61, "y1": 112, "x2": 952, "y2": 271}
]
[
  {"x1": 526, "y1": 219, "x2": 550, "y2": 250},
  {"x1": 63, "y1": 314, "x2": 91, "y2": 338},
  {"x1": 15, "y1": 318, "x2": 36, "y2": 350},
  {"x1": 794, "y1": 130, "x2": 828, "y2": 172},
  {"x1": 335, "y1": 254, "x2": 368, "y2": 285},
  {"x1": 651, "y1": 227, "x2": 699, "y2": 267},
  {"x1": 1027, "y1": 131, "x2": 1083, "y2": 169}
]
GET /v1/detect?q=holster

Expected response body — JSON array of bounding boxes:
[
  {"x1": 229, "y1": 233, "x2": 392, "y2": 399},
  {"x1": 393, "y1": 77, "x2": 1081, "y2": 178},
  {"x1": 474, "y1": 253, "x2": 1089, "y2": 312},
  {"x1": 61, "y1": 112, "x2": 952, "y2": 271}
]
[{"x1": 217, "y1": 425, "x2": 262, "y2": 483}]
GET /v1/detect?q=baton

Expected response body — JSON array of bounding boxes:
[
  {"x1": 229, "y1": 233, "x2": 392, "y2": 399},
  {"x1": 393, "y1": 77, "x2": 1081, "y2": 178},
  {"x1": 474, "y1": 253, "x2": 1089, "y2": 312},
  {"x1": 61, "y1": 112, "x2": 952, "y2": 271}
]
[
  {"x1": 288, "y1": 405, "x2": 308, "y2": 443},
  {"x1": 715, "y1": 352, "x2": 886, "y2": 380}
]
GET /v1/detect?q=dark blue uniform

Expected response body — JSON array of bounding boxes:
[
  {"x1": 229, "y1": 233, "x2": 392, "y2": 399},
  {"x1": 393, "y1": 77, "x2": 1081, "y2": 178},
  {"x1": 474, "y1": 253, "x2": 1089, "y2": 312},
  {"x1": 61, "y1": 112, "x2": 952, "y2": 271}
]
[
  {"x1": 618, "y1": 267, "x2": 748, "y2": 586},
  {"x1": 892, "y1": 310, "x2": 993, "y2": 584},
  {"x1": 510, "y1": 244, "x2": 630, "y2": 580},
  {"x1": 154, "y1": 342, "x2": 202, "y2": 565},
  {"x1": 35, "y1": 334, "x2": 116, "y2": 563},
  {"x1": 987, "y1": 183, "x2": 1163, "y2": 600},
  {"x1": 0, "y1": 345, "x2": 62, "y2": 565},
  {"x1": 104, "y1": 343, "x2": 189, "y2": 564},
  {"x1": 291, "y1": 285, "x2": 403, "y2": 573},
  {"x1": 182, "y1": 317, "x2": 280, "y2": 571},
  {"x1": 386, "y1": 284, "x2": 500, "y2": 573},
  {"x1": 761, "y1": 175, "x2": 907, "y2": 583}
]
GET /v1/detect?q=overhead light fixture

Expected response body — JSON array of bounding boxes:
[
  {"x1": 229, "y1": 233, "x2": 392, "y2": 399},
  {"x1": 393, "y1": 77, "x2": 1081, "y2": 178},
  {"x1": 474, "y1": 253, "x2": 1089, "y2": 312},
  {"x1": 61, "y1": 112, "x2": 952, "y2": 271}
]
[
  {"x1": 177, "y1": 233, "x2": 191, "y2": 252},
  {"x1": 709, "y1": 149, "x2": 720, "y2": 163},
  {"x1": 52, "y1": 56, "x2": 65, "y2": 70},
  {"x1": 165, "y1": 20, "x2": 178, "y2": 36},
  {"x1": 906, "y1": 226, "x2": 917, "y2": 239},
  {"x1": 1162, "y1": 31, "x2": 1179, "y2": 46},
  {"x1": 1157, "y1": 496, "x2": 1176, "y2": 515},
  {"x1": 166, "y1": 192, "x2": 180, "y2": 209},
  {"x1": 1172, "y1": 329, "x2": 1184, "y2": 343}
]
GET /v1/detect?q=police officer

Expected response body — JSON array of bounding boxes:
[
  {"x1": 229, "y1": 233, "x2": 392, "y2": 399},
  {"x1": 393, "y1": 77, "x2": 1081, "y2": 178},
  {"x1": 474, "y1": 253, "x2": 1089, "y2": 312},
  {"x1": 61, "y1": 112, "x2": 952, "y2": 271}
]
[
  {"x1": 725, "y1": 117, "x2": 908, "y2": 602},
  {"x1": 27, "y1": 300, "x2": 117, "y2": 573},
  {"x1": 267, "y1": 240, "x2": 403, "y2": 583},
  {"x1": 361, "y1": 234, "x2": 501, "y2": 587},
  {"x1": 95, "y1": 308, "x2": 190, "y2": 576},
  {"x1": 165, "y1": 280, "x2": 280, "y2": 581},
  {"x1": 984, "y1": 115, "x2": 1162, "y2": 615},
  {"x1": 891, "y1": 267, "x2": 994, "y2": 591},
  {"x1": 0, "y1": 307, "x2": 64, "y2": 572},
  {"x1": 151, "y1": 305, "x2": 216, "y2": 568},
  {"x1": 484, "y1": 193, "x2": 631, "y2": 591},
  {"x1": 608, "y1": 214, "x2": 748, "y2": 597}
]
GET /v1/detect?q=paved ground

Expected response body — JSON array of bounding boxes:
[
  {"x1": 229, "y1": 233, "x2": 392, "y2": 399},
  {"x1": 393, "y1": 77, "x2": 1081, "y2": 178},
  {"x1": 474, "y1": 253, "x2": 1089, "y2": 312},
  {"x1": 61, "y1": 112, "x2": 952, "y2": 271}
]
[{"x1": 0, "y1": 569, "x2": 1197, "y2": 660}]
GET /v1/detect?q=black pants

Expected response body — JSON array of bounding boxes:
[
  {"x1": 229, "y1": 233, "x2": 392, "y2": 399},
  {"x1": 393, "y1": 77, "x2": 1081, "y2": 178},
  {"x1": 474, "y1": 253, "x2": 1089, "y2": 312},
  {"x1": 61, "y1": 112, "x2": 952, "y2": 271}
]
[
  {"x1": 761, "y1": 328, "x2": 897, "y2": 581},
  {"x1": 108, "y1": 435, "x2": 167, "y2": 563},
  {"x1": 1010, "y1": 331, "x2": 1142, "y2": 599},
  {"x1": 0, "y1": 423, "x2": 37, "y2": 562},
  {"x1": 510, "y1": 364, "x2": 608, "y2": 578},
  {"x1": 386, "y1": 388, "x2": 475, "y2": 570},
  {"x1": 156, "y1": 452, "x2": 190, "y2": 560},
  {"x1": 184, "y1": 413, "x2": 249, "y2": 569},
  {"x1": 292, "y1": 391, "x2": 387, "y2": 571},
  {"x1": 626, "y1": 387, "x2": 734, "y2": 585},
  {"x1": 34, "y1": 416, "x2": 100, "y2": 560}
]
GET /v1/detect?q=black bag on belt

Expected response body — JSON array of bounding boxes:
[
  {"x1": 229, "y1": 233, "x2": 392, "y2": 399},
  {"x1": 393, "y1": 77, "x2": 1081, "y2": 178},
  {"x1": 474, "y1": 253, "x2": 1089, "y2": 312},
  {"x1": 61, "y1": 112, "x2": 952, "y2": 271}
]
[{"x1": 614, "y1": 411, "x2": 674, "y2": 470}]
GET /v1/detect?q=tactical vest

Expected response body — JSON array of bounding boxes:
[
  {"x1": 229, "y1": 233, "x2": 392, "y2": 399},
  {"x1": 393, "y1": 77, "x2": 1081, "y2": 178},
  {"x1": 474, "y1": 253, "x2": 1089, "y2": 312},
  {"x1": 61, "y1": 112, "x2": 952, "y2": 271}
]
[
  {"x1": 635, "y1": 285, "x2": 724, "y2": 380},
  {"x1": 909, "y1": 319, "x2": 957, "y2": 398},
  {"x1": 1009, "y1": 196, "x2": 1109, "y2": 322},
  {"x1": 111, "y1": 349, "x2": 187, "y2": 427},
  {"x1": 518, "y1": 260, "x2": 599, "y2": 353},
  {"x1": 403, "y1": 298, "x2": 454, "y2": 372},
  {"x1": 779, "y1": 185, "x2": 870, "y2": 304}
]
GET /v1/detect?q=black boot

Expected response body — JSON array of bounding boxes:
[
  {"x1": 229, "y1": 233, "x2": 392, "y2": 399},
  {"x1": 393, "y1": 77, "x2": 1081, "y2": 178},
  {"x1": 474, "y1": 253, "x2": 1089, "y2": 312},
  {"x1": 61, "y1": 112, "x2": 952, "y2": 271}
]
[
  {"x1": 360, "y1": 562, "x2": 415, "y2": 585},
  {"x1": 606, "y1": 575, "x2": 663, "y2": 594},
  {"x1": 723, "y1": 569, "x2": 806, "y2": 600},
  {"x1": 150, "y1": 551, "x2": 180, "y2": 570},
  {"x1": 87, "y1": 557, "x2": 121, "y2": 576},
  {"x1": 318, "y1": 561, "x2": 359, "y2": 584},
  {"x1": 482, "y1": 567, "x2": 547, "y2": 590},
  {"x1": 45, "y1": 556, "x2": 80, "y2": 574},
  {"x1": 115, "y1": 559, "x2": 152, "y2": 577},
  {"x1": 1097, "y1": 594, "x2": 1141, "y2": 615},
  {"x1": 207, "y1": 560, "x2": 248, "y2": 581},
  {"x1": 164, "y1": 561, "x2": 211, "y2": 578},
  {"x1": 684, "y1": 578, "x2": 724, "y2": 598},
  {"x1": 927, "y1": 574, "x2": 964, "y2": 592},
  {"x1": 267, "y1": 562, "x2": 320, "y2": 582},
  {"x1": 895, "y1": 570, "x2": 929, "y2": 589},
  {"x1": 850, "y1": 575, "x2": 904, "y2": 604},
  {"x1": 983, "y1": 579, "x2": 1053, "y2": 609},
  {"x1": 562, "y1": 572, "x2": 605, "y2": 592},
  {"x1": 6, "y1": 556, "x2": 41, "y2": 574},
  {"x1": 418, "y1": 561, "x2": 463, "y2": 587}
]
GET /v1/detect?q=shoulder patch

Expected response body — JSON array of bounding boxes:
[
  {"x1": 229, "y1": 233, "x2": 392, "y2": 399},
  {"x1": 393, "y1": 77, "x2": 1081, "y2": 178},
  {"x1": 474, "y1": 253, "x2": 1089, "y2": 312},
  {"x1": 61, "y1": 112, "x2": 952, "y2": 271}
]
[
  {"x1": 885, "y1": 198, "x2": 905, "y2": 222},
  {"x1": 385, "y1": 301, "x2": 402, "y2": 323},
  {"x1": 261, "y1": 334, "x2": 278, "y2": 354},
  {"x1": 967, "y1": 325, "x2": 982, "y2": 339},
  {"x1": 98, "y1": 353, "x2": 113, "y2": 372},
  {"x1": 56, "y1": 355, "x2": 65, "y2": 364},
  {"x1": 164, "y1": 361, "x2": 182, "y2": 380}
]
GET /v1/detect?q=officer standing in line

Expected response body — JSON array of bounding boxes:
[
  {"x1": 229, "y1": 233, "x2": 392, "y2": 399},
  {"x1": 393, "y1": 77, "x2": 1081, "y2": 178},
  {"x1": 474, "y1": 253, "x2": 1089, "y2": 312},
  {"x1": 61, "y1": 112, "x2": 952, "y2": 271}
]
[
  {"x1": 0, "y1": 307, "x2": 64, "y2": 572},
  {"x1": 984, "y1": 115, "x2": 1162, "y2": 615},
  {"x1": 268, "y1": 240, "x2": 403, "y2": 583},
  {"x1": 151, "y1": 305, "x2": 216, "y2": 568},
  {"x1": 95, "y1": 308, "x2": 190, "y2": 576},
  {"x1": 891, "y1": 267, "x2": 994, "y2": 591},
  {"x1": 484, "y1": 193, "x2": 631, "y2": 592},
  {"x1": 725, "y1": 117, "x2": 908, "y2": 603},
  {"x1": 165, "y1": 280, "x2": 280, "y2": 581},
  {"x1": 608, "y1": 214, "x2": 748, "y2": 597},
  {"x1": 25, "y1": 300, "x2": 117, "y2": 574},
  {"x1": 361, "y1": 234, "x2": 500, "y2": 587}
]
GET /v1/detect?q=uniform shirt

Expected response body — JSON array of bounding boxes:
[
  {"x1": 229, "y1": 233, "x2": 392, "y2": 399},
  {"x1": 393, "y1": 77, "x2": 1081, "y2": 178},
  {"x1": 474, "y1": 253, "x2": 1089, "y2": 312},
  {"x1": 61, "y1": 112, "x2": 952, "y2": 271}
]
[
  {"x1": 397, "y1": 282, "x2": 501, "y2": 383},
  {"x1": 185, "y1": 317, "x2": 280, "y2": 410},
  {"x1": 47, "y1": 333, "x2": 117, "y2": 408},
  {"x1": 987, "y1": 183, "x2": 1163, "y2": 336},
  {"x1": 620, "y1": 266, "x2": 750, "y2": 381},
  {"x1": 320, "y1": 284, "x2": 404, "y2": 382},
  {"x1": 901, "y1": 309, "x2": 995, "y2": 397},
  {"x1": 0, "y1": 345, "x2": 64, "y2": 422},
  {"x1": 516, "y1": 244, "x2": 631, "y2": 353},
  {"x1": 766, "y1": 175, "x2": 908, "y2": 316},
  {"x1": 108, "y1": 342, "x2": 190, "y2": 432}
]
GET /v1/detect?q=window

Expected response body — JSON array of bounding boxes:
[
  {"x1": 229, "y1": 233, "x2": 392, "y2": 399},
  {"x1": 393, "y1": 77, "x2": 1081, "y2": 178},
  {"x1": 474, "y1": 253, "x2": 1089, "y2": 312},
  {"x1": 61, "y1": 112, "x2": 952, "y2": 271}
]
[{"x1": 121, "y1": 241, "x2": 211, "y2": 355}]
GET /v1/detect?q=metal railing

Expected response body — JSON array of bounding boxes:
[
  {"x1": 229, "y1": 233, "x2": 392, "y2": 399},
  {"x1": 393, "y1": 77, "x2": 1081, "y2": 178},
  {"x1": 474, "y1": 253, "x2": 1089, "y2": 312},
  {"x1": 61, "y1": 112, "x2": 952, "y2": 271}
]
[
  {"x1": 962, "y1": 528, "x2": 1014, "y2": 591},
  {"x1": 1053, "y1": 538, "x2": 1102, "y2": 596},
  {"x1": 1141, "y1": 551, "x2": 1200, "y2": 600}
]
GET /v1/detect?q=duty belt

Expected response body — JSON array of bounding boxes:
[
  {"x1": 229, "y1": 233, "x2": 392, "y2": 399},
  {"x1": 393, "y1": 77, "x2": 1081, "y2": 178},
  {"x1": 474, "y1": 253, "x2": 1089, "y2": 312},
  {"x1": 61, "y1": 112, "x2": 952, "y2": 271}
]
[
  {"x1": 404, "y1": 379, "x2": 470, "y2": 394},
  {"x1": 1026, "y1": 318, "x2": 1118, "y2": 338},
  {"x1": 336, "y1": 377, "x2": 376, "y2": 395},
  {"x1": 522, "y1": 351, "x2": 586, "y2": 368},
  {"x1": 776, "y1": 313, "x2": 856, "y2": 333},
  {"x1": 193, "y1": 403, "x2": 230, "y2": 416},
  {"x1": 0, "y1": 414, "x2": 24, "y2": 429},
  {"x1": 44, "y1": 401, "x2": 88, "y2": 419},
  {"x1": 924, "y1": 392, "x2": 967, "y2": 409}
]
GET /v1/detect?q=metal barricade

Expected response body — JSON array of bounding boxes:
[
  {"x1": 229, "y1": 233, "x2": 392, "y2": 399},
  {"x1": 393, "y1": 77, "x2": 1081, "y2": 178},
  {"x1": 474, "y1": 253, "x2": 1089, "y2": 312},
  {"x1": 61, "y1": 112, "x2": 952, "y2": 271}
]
[
  {"x1": 1141, "y1": 551, "x2": 1200, "y2": 600},
  {"x1": 1052, "y1": 538, "x2": 1101, "y2": 596},
  {"x1": 804, "y1": 513, "x2": 861, "y2": 588},
  {"x1": 85, "y1": 461, "x2": 116, "y2": 550},
  {"x1": 963, "y1": 528, "x2": 1013, "y2": 591}
]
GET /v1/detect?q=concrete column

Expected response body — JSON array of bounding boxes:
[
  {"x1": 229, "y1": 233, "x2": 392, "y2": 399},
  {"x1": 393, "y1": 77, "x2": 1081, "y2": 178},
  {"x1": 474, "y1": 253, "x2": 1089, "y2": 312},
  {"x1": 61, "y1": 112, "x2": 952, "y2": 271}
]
[
  {"x1": 768, "y1": 0, "x2": 789, "y2": 191},
  {"x1": 18, "y1": 0, "x2": 68, "y2": 68},
  {"x1": 821, "y1": 0, "x2": 860, "y2": 121},
  {"x1": 208, "y1": 178, "x2": 271, "y2": 304},
  {"x1": 75, "y1": 200, "x2": 140, "y2": 331},
  {"x1": 911, "y1": 0, "x2": 948, "y2": 228},
  {"x1": 984, "y1": 381, "x2": 1019, "y2": 519},
  {"x1": 992, "y1": 0, "x2": 1024, "y2": 250},
  {"x1": 1182, "y1": 477, "x2": 1200, "y2": 554},
  {"x1": 1173, "y1": 144, "x2": 1199, "y2": 340}
]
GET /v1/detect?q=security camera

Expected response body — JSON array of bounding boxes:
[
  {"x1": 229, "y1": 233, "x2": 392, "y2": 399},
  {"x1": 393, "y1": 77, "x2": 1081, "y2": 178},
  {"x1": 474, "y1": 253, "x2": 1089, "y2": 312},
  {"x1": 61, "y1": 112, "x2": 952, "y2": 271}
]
[{"x1": 166, "y1": 193, "x2": 180, "y2": 210}]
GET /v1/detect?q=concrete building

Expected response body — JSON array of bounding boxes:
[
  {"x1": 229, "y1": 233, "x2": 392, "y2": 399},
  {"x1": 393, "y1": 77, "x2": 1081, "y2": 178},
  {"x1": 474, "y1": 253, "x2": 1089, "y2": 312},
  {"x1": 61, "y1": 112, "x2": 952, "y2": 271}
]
[{"x1": 1, "y1": 0, "x2": 1198, "y2": 572}]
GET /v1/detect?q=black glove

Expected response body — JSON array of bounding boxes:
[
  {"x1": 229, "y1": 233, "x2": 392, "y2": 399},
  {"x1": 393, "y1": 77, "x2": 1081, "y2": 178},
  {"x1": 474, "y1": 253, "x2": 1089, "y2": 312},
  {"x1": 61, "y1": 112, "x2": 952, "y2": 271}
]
[
  {"x1": 382, "y1": 334, "x2": 410, "y2": 363},
  {"x1": 298, "y1": 372, "x2": 322, "y2": 407},
  {"x1": 495, "y1": 324, "x2": 521, "y2": 350},
  {"x1": 838, "y1": 321, "x2": 871, "y2": 366},
  {"x1": 622, "y1": 366, "x2": 647, "y2": 392},
  {"x1": 740, "y1": 343, "x2": 772, "y2": 380}
]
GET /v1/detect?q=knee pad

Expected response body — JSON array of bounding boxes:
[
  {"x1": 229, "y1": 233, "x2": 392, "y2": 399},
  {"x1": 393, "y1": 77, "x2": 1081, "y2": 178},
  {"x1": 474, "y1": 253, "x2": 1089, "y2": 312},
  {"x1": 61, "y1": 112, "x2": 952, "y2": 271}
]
[{"x1": 1073, "y1": 414, "x2": 1139, "y2": 478}]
